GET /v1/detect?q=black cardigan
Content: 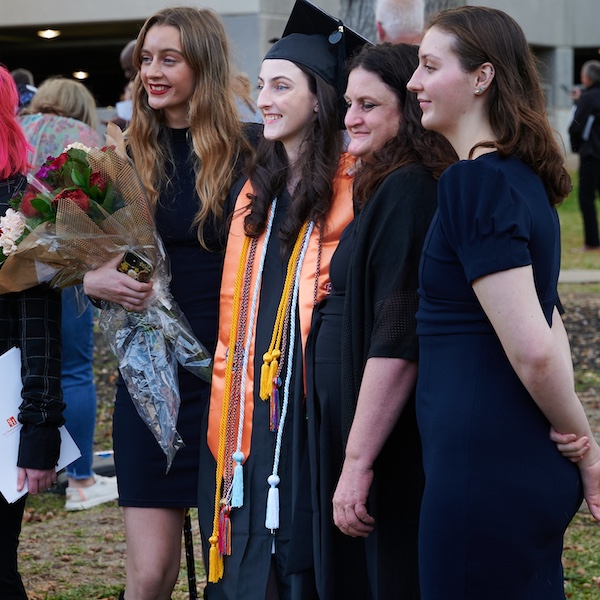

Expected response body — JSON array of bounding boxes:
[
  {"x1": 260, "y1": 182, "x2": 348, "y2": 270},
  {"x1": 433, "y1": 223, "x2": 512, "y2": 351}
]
[
  {"x1": 340, "y1": 163, "x2": 439, "y2": 437},
  {"x1": 0, "y1": 176, "x2": 65, "y2": 470}
]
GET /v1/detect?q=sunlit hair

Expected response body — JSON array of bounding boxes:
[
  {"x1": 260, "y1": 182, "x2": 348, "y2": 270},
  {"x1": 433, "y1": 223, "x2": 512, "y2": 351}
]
[
  {"x1": 127, "y1": 6, "x2": 249, "y2": 247},
  {"x1": 23, "y1": 77, "x2": 98, "y2": 130},
  {"x1": 429, "y1": 6, "x2": 570, "y2": 205},
  {"x1": 0, "y1": 66, "x2": 30, "y2": 179},
  {"x1": 348, "y1": 43, "x2": 456, "y2": 206},
  {"x1": 243, "y1": 64, "x2": 343, "y2": 255}
]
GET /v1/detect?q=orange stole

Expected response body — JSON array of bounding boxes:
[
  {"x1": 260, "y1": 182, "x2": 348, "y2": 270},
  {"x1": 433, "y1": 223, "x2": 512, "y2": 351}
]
[{"x1": 207, "y1": 154, "x2": 354, "y2": 468}]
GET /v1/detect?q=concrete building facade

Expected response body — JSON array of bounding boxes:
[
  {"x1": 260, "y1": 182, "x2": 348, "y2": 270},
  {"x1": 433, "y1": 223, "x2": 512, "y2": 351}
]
[{"x1": 0, "y1": 0, "x2": 598, "y2": 153}]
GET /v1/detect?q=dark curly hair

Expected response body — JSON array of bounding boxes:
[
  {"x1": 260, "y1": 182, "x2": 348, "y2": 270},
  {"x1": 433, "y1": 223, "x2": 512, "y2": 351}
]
[
  {"x1": 348, "y1": 43, "x2": 456, "y2": 206},
  {"x1": 243, "y1": 63, "x2": 344, "y2": 255}
]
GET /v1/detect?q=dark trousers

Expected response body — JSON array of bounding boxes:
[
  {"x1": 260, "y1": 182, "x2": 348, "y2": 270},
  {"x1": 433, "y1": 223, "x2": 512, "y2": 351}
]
[
  {"x1": 578, "y1": 156, "x2": 600, "y2": 247},
  {"x1": 0, "y1": 495, "x2": 28, "y2": 599}
]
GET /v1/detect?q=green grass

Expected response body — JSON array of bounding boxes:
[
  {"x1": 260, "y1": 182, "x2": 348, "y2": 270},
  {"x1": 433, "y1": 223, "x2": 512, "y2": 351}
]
[
  {"x1": 559, "y1": 173, "x2": 600, "y2": 270},
  {"x1": 564, "y1": 509, "x2": 600, "y2": 598},
  {"x1": 559, "y1": 175, "x2": 600, "y2": 597}
]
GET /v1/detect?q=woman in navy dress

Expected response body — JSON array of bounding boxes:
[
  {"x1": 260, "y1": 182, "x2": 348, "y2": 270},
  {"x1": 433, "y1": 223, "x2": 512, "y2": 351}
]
[
  {"x1": 407, "y1": 7, "x2": 600, "y2": 599},
  {"x1": 83, "y1": 7, "x2": 257, "y2": 599}
]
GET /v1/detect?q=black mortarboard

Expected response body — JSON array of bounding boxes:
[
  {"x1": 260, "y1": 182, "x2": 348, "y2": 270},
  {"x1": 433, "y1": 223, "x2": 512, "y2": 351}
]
[{"x1": 264, "y1": 0, "x2": 371, "y2": 124}]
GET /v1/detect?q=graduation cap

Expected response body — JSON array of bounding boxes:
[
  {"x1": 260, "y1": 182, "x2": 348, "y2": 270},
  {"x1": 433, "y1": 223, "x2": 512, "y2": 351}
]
[{"x1": 264, "y1": 0, "x2": 371, "y2": 125}]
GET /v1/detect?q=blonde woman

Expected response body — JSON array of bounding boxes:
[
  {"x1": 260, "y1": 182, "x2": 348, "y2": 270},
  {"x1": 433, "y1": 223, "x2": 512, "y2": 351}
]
[{"x1": 82, "y1": 7, "x2": 258, "y2": 599}]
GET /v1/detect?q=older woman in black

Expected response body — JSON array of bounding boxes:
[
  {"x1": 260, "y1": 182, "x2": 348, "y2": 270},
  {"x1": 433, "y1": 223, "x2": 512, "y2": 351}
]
[{"x1": 307, "y1": 43, "x2": 456, "y2": 599}]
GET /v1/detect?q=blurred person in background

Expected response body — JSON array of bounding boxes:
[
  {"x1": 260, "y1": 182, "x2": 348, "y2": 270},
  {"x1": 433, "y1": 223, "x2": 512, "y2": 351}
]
[
  {"x1": 569, "y1": 60, "x2": 600, "y2": 251},
  {"x1": 11, "y1": 68, "x2": 37, "y2": 111},
  {"x1": 19, "y1": 76, "x2": 118, "y2": 511},
  {"x1": 232, "y1": 71, "x2": 262, "y2": 123},
  {"x1": 375, "y1": 0, "x2": 424, "y2": 44}
]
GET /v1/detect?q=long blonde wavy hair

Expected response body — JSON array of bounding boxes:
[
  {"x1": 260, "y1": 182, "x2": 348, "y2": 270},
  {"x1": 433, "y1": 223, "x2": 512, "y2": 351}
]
[{"x1": 126, "y1": 6, "x2": 248, "y2": 246}]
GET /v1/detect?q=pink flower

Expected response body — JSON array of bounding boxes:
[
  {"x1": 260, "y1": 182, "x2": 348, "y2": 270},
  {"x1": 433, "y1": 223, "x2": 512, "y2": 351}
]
[{"x1": 36, "y1": 165, "x2": 52, "y2": 180}]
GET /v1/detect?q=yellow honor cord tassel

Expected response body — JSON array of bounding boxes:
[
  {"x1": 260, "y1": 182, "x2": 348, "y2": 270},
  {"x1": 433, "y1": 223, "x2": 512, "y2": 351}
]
[
  {"x1": 268, "y1": 353, "x2": 279, "y2": 391},
  {"x1": 259, "y1": 222, "x2": 309, "y2": 401},
  {"x1": 260, "y1": 349, "x2": 281, "y2": 400},
  {"x1": 208, "y1": 535, "x2": 224, "y2": 582},
  {"x1": 260, "y1": 352, "x2": 272, "y2": 400}
]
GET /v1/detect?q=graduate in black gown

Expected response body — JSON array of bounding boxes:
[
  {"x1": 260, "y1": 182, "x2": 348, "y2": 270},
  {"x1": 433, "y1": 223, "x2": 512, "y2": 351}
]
[
  {"x1": 406, "y1": 7, "x2": 600, "y2": 598},
  {"x1": 308, "y1": 44, "x2": 455, "y2": 599},
  {"x1": 198, "y1": 3, "x2": 368, "y2": 598},
  {"x1": 82, "y1": 7, "x2": 257, "y2": 599}
]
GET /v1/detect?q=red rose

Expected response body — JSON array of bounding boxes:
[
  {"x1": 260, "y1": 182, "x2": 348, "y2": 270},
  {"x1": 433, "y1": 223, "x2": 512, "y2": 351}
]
[
  {"x1": 54, "y1": 188, "x2": 90, "y2": 212},
  {"x1": 90, "y1": 171, "x2": 107, "y2": 192},
  {"x1": 50, "y1": 152, "x2": 69, "y2": 170},
  {"x1": 20, "y1": 191, "x2": 41, "y2": 218}
]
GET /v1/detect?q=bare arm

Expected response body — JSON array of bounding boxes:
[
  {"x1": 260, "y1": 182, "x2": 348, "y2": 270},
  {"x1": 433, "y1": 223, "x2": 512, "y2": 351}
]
[
  {"x1": 333, "y1": 356, "x2": 417, "y2": 537},
  {"x1": 83, "y1": 255, "x2": 153, "y2": 311},
  {"x1": 472, "y1": 265, "x2": 600, "y2": 519},
  {"x1": 549, "y1": 313, "x2": 590, "y2": 461}
]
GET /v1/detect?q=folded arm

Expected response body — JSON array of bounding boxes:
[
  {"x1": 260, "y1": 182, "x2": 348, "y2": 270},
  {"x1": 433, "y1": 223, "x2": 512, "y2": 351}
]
[{"x1": 473, "y1": 265, "x2": 600, "y2": 519}]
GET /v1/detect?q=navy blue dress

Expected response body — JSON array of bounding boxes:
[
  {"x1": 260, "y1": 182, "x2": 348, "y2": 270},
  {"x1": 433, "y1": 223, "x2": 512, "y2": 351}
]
[
  {"x1": 416, "y1": 153, "x2": 583, "y2": 599},
  {"x1": 113, "y1": 128, "x2": 224, "y2": 507}
]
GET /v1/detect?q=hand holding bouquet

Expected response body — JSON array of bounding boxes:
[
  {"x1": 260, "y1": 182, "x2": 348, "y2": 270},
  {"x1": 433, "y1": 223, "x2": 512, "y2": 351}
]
[{"x1": 0, "y1": 130, "x2": 211, "y2": 470}]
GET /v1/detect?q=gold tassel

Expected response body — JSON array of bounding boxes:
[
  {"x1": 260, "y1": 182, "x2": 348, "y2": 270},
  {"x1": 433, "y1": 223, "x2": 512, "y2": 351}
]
[
  {"x1": 208, "y1": 535, "x2": 224, "y2": 583},
  {"x1": 260, "y1": 352, "x2": 272, "y2": 400}
]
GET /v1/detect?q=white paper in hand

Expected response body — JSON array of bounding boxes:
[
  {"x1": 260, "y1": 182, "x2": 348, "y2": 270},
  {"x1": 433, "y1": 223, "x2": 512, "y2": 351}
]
[{"x1": 0, "y1": 347, "x2": 81, "y2": 503}]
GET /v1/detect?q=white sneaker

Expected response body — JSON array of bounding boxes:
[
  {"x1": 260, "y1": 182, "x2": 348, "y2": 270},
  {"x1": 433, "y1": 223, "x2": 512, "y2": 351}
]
[{"x1": 65, "y1": 474, "x2": 119, "y2": 511}]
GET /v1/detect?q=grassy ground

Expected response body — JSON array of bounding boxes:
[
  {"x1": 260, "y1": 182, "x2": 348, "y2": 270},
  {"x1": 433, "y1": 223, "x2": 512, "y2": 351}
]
[{"x1": 559, "y1": 173, "x2": 600, "y2": 271}]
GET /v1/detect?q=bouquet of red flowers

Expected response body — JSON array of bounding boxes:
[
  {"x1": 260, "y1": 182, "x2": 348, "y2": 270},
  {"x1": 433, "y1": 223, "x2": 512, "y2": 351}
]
[
  {"x1": 0, "y1": 132, "x2": 211, "y2": 471},
  {"x1": 0, "y1": 141, "x2": 151, "y2": 291}
]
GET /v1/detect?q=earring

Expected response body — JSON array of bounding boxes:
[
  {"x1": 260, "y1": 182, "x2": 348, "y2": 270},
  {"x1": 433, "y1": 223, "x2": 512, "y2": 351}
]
[{"x1": 476, "y1": 87, "x2": 484, "y2": 95}]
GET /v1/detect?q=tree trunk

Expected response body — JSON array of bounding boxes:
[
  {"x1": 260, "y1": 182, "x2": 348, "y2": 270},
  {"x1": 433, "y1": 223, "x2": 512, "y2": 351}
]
[
  {"x1": 425, "y1": 0, "x2": 464, "y2": 22},
  {"x1": 340, "y1": 0, "x2": 376, "y2": 43}
]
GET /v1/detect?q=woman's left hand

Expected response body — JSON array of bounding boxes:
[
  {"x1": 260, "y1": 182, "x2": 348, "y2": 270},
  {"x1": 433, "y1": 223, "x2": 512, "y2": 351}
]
[
  {"x1": 550, "y1": 427, "x2": 590, "y2": 463},
  {"x1": 577, "y1": 444, "x2": 600, "y2": 521},
  {"x1": 332, "y1": 462, "x2": 375, "y2": 538},
  {"x1": 17, "y1": 467, "x2": 57, "y2": 495}
]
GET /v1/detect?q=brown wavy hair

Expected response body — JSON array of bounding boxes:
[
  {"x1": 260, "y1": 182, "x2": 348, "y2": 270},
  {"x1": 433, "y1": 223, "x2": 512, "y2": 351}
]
[
  {"x1": 348, "y1": 43, "x2": 457, "y2": 206},
  {"x1": 126, "y1": 6, "x2": 252, "y2": 247},
  {"x1": 429, "y1": 6, "x2": 571, "y2": 205},
  {"x1": 243, "y1": 64, "x2": 344, "y2": 255}
]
